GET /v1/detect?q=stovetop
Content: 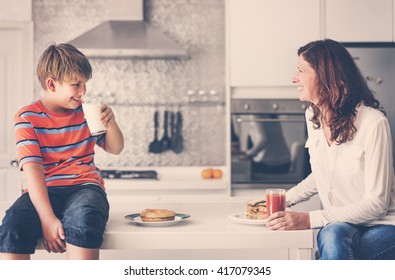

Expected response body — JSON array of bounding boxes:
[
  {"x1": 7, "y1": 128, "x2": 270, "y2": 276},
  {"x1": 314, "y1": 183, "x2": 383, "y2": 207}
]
[{"x1": 101, "y1": 169, "x2": 158, "y2": 180}]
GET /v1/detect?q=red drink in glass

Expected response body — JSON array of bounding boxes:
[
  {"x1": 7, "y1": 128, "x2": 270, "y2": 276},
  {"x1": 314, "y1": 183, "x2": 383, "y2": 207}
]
[{"x1": 266, "y1": 189, "x2": 286, "y2": 216}]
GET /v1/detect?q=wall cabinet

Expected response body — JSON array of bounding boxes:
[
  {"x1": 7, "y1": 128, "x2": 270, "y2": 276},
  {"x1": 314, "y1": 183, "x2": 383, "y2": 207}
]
[
  {"x1": 0, "y1": 21, "x2": 33, "y2": 201},
  {"x1": 227, "y1": 0, "x2": 320, "y2": 86},
  {"x1": 227, "y1": 0, "x2": 321, "y2": 88},
  {"x1": 325, "y1": 0, "x2": 393, "y2": 42},
  {"x1": 227, "y1": 0, "x2": 395, "y2": 95}
]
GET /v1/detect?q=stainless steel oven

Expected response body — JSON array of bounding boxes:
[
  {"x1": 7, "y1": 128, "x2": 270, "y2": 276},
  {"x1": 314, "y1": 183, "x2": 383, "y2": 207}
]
[{"x1": 231, "y1": 99, "x2": 310, "y2": 189}]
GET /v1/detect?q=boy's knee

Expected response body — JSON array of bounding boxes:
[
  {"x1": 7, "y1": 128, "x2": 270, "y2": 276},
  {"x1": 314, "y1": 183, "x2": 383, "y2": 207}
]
[
  {"x1": 62, "y1": 204, "x2": 108, "y2": 249},
  {"x1": 64, "y1": 203, "x2": 108, "y2": 229},
  {"x1": 63, "y1": 226, "x2": 104, "y2": 249}
]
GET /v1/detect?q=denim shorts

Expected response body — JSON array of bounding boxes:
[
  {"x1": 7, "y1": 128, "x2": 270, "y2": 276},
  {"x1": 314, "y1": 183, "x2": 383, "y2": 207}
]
[{"x1": 0, "y1": 184, "x2": 109, "y2": 254}]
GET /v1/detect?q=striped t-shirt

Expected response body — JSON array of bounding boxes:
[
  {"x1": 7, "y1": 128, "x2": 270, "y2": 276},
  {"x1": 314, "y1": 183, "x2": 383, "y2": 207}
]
[{"x1": 14, "y1": 100, "x2": 106, "y2": 190}]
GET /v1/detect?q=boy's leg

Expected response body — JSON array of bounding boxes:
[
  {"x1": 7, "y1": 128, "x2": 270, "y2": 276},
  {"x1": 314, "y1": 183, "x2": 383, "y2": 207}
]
[
  {"x1": 66, "y1": 243, "x2": 99, "y2": 260},
  {"x1": 61, "y1": 185, "x2": 109, "y2": 260},
  {"x1": 0, "y1": 193, "x2": 42, "y2": 259},
  {"x1": 0, "y1": 253, "x2": 30, "y2": 260}
]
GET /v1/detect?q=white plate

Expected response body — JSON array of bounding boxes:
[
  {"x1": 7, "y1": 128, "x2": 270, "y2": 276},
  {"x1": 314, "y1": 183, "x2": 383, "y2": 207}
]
[
  {"x1": 226, "y1": 212, "x2": 267, "y2": 225},
  {"x1": 124, "y1": 213, "x2": 191, "y2": 227}
]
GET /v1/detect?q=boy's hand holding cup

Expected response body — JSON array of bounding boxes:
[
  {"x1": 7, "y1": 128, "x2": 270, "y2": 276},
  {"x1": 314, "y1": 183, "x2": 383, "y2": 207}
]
[{"x1": 82, "y1": 96, "x2": 107, "y2": 136}]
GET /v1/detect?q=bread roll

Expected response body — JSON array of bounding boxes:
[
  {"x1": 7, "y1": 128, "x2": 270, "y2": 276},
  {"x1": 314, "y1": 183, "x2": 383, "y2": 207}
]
[{"x1": 140, "y1": 208, "x2": 176, "y2": 222}]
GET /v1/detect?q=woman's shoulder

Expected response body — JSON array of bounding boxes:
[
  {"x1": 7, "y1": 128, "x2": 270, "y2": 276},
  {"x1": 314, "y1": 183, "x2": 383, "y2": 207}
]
[
  {"x1": 356, "y1": 104, "x2": 387, "y2": 126},
  {"x1": 354, "y1": 104, "x2": 391, "y2": 142}
]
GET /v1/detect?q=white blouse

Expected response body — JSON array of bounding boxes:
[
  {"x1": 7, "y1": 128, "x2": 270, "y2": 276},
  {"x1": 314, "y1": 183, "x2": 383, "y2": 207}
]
[{"x1": 286, "y1": 104, "x2": 395, "y2": 228}]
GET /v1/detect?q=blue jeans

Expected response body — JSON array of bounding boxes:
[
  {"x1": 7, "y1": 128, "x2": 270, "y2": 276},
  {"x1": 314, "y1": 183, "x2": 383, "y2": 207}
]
[
  {"x1": 0, "y1": 184, "x2": 109, "y2": 254},
  {"x1": 317, "y1": 222, "x2": 395, "y2": 260}
]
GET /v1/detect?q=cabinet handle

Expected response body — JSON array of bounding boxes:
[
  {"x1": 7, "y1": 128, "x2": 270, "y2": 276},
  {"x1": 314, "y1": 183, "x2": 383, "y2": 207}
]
[
  {"x1": 235, "y1": 117, "x2": 305, "y2": 123},
  {"x1": 10, "y1": 160, "x2": 19, "y2": 168}
]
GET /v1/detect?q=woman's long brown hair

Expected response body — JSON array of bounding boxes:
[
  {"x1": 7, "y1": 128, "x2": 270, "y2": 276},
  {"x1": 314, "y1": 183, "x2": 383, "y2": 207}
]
[{"x1": 298, "y1": 39, "x2": 384, "y2": 144}]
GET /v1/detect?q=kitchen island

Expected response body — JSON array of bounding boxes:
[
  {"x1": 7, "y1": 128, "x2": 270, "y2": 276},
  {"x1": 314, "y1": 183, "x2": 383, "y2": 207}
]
[{"x1": 0, "y1": 200, "x2": 316, "y2": 260}]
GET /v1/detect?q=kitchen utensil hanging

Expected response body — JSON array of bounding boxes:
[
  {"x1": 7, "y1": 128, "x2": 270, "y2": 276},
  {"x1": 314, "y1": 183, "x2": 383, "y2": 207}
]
[
  {"x1": 149, "y1": 109, "x2": 183, "y2": 154},
  {"x1": 169, "y1": 111, "x2": 175, "y2": 149},
  {"x1": 171, "y1": 111, "x2": 183, "y2": 154},
  {"x1": 159, "y1": 110, "x2": 171, "y2": 152},
  {"x1": 148, "y1": 110, "x2": 162, "y2": 154}
]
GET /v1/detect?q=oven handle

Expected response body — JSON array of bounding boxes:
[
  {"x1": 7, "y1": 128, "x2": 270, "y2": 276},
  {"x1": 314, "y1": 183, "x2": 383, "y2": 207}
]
[{"x1": 235, "y1": 117, "x2": 305, "y2": 123}]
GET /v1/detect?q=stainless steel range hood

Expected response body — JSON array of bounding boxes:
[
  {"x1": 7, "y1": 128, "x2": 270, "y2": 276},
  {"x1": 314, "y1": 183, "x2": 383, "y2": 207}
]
[{"x1": 68, "y1": 0, "x2": 188, "y2": 59}]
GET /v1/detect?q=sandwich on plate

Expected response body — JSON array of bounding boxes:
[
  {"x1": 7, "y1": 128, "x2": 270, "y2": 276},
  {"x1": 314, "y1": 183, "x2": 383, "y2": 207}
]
[{"x1": 246, "y1": 199, "x2": 267, "y2": 220}]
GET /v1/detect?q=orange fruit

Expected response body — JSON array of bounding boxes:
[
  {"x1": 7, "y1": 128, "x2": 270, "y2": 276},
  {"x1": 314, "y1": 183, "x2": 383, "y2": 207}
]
[
  {"x1": 212, "y1": 169, "x2": 223, "y2": 179},
  {"x1": 201, "y1": 168, "x2": 213, "y2": 179}
]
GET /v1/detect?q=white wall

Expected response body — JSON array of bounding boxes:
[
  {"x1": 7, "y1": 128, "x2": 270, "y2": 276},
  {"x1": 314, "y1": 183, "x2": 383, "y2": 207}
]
[{"x1": 0, "y1": 0, "x2": 31, "y2": 20}]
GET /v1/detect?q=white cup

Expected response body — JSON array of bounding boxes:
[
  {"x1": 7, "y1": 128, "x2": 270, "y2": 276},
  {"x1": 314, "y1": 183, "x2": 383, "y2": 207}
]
[{"x1": 82, "y1": 96, "x2": 107, "y2": 136}]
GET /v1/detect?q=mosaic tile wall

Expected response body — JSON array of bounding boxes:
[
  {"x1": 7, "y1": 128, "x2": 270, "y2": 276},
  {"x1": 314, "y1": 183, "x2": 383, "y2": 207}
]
[{"x1": 32, "y1": 0, "x2": 226, "y2": 167}]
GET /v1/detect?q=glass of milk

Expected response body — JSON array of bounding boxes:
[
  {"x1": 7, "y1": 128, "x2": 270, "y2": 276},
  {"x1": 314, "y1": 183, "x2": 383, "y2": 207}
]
[{"x1": 82, "y1": 96, "x2": 107, "y2": 136}]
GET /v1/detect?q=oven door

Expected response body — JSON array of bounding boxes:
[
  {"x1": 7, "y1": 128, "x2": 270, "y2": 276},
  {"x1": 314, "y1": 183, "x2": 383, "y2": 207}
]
[{"x1": 231, "y1": 113, "x2": 310, "y2": 189}]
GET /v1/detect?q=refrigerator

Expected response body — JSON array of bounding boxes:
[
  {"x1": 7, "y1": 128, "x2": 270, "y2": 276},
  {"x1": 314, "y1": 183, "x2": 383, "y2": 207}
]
[{"x1": 345, "y1": 44, "x2": 395, "y2": 168}]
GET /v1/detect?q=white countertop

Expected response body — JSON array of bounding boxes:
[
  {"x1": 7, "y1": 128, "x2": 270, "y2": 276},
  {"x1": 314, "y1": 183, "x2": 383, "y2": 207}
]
[
  {"x1": 0, "y1": 200, "x2": 316, "y2": 259},
  {"x1": 105, "y1": 200, "x2": 314, "y2": 250}
]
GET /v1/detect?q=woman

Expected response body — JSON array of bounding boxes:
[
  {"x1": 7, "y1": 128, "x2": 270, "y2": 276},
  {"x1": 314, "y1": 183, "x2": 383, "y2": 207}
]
[{"x1": 266, "y1": 39, "x2": 395, "y2": 260}]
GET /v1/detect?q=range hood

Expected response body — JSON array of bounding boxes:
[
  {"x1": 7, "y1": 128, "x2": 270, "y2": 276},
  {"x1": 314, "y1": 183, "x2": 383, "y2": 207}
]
[{"x1": 68, "y1": 0, "x2": 188, "y2": 59}]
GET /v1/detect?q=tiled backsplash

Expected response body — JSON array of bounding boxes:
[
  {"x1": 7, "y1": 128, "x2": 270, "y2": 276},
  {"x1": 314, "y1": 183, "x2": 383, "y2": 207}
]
[{"x1": 32, "y1": 0, "x2": 226, "y2": 167}]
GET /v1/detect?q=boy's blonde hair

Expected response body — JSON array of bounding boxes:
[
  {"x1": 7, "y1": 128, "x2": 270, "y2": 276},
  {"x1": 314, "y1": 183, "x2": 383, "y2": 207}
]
[{"x1": 37, "y1": 43, "x2": 92, "y2": 90}]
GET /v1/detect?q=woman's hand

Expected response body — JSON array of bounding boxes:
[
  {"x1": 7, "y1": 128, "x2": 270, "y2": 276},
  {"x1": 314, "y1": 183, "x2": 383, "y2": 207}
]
[
  {"x1": 41, "y1": 216, "x2": 66, "y2": 253},
  {"x1": 266, "y1": 211, "x2": 310, "y2": 230}
]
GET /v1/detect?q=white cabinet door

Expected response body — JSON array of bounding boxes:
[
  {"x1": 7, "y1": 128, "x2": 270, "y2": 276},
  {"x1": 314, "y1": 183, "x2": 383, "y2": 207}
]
[
  {"x1": 0, "y1": 21, "x2": 33, "y2": 201},
  {"x1": 325, "y1": 0, "x2": 393, "y2": 42},
  {"x1": 228, "y1": 0, "x2": 321, "y2": 87}
]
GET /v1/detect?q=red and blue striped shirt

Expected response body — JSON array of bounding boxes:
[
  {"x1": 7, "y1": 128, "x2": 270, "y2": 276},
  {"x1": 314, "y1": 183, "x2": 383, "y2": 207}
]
[{"x1": 14, "y1": 100, "x2": 105, "y2": 190}]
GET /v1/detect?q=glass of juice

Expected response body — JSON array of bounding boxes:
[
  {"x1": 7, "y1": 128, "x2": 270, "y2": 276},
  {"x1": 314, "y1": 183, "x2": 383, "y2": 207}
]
[{"x1": 266, "y1": 188, "x2": 286, "y2": 216}]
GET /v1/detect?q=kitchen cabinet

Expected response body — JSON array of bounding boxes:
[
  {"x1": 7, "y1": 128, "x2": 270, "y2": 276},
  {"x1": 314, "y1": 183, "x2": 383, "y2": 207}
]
[
  {"x1": 0, "y1": 21, "x2": 33, "y2": 201},
  {"x1": 227, "y1": 0, "x2": 321, "y2": 88},
  {"x1": 324, "y1": 0, "x2": 393, "y2": 42}
]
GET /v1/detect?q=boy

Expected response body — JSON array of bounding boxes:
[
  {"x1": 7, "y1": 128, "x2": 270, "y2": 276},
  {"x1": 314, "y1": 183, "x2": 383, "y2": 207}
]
[{"x1": 0, "y1": 43, "x2": 124, "y2": 260}]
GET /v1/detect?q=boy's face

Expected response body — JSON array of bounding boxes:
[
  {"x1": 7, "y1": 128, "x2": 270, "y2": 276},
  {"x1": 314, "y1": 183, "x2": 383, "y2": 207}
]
[{"x1": 45, "y1": 74, "x2": 88, "y2": 113}]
